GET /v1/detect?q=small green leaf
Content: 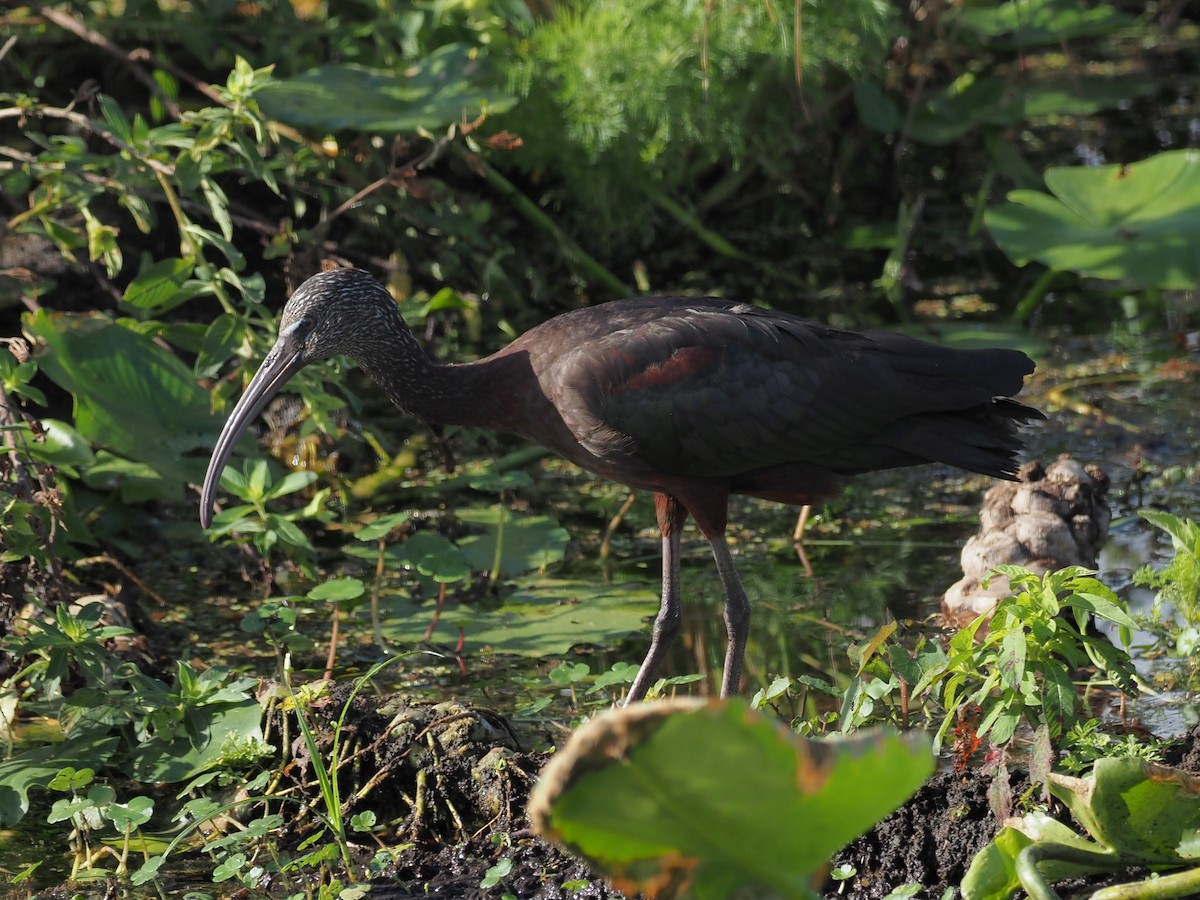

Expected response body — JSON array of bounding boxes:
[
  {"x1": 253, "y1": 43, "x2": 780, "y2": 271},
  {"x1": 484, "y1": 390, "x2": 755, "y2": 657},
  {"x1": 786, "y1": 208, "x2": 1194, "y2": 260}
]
[
  {"x1": 354, "y1": 511, "x2": 412, "y2": 541},
  {"x1": 247, "y1": 459, "x2": 270, "y2": 499},
  {"x1": 480, "y1": 857, "x2": 514, "y2": 888},
  {"x1": 122, "y1": 258, "x2": 196, "y2": 313},
  {"x1": 308, "y1": 577, "x2": 366, "y2": 602},
  {"x1": 107, "y1": 795, "x2": 154, "y2": 829},
  {"x1": 265, "y1": 470, "x2": 318, "y2": 499},
  {"x1": 130, "y1": 856, "x2": 165, "y2": 886}
]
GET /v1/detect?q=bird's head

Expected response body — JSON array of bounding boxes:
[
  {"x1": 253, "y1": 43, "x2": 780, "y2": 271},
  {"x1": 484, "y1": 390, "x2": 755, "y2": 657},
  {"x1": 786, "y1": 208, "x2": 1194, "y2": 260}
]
[
  {"x1": 199, "y1": 268, "x2": 401, "y2": 528},
  {"x1": 277, "y1": 267, "x2": 401, "y2": 363}
]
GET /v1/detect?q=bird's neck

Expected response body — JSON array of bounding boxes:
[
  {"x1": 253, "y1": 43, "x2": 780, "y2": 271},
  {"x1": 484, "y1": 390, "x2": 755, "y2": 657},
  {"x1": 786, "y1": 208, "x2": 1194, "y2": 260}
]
[{"x1": 353, "y1": 313, "x2": 535, "y2": 434}]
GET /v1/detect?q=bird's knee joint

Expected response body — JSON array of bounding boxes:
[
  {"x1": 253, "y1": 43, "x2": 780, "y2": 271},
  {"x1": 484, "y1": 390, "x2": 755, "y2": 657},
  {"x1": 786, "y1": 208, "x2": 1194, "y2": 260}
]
[
  {"x1": 654, "y1": 608, "x2": 683, "y2": 636},
  {"x1": 724, "y1": 595, "x2": 750, "y2": 629}
]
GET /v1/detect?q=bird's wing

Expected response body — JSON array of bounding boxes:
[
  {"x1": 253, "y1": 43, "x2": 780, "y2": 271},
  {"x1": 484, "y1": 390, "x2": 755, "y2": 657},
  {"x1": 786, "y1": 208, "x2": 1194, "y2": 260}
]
[{"x1": 544, "y1": 299, "x2": 1032, "y2": 478}]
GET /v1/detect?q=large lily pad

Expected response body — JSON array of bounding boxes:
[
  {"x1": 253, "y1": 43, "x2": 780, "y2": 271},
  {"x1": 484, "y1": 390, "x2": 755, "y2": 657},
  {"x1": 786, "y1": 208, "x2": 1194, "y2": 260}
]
[
  {"x1": 986, "y1": 149, "x2": 1200, "y2": 290},
  {"x1": 372, "y1": 575, "x2": 657, "y2": 658},
  {"x1": 455, "y1": 506, "x2": 571, "y2": 578},
  {"x1": 530, "y1": 699, "x2": 934, "y2": 899},
  {"x1": 257, "y1": 43, "x2": 515, "y2": 133}
]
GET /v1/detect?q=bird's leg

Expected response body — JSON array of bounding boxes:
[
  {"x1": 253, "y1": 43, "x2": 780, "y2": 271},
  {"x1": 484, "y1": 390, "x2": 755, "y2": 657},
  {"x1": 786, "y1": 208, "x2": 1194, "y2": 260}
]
[
  {"x1": 706, "y1": 534, "x2": 751, "y2": 698},
  {"x1": 623, "y1": 493, "x2": 687, "y2": 705}
]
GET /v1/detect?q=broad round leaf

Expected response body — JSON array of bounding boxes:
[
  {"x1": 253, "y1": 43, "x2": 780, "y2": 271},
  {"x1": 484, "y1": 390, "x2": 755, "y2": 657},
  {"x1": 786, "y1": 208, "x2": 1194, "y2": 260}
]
[
  {"x1": 986, "y1": 149, "x2": 1200, "y2": 289},
  {"x1": 530, "y1": 699, "x2": 934, "y2": 899}
]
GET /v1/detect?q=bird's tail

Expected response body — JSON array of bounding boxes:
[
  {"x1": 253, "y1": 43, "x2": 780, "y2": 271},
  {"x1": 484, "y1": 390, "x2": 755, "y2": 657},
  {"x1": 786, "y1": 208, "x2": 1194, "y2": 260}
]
[{"x1": 883, "y1": 397, "x2": 1045, "y2": 480}]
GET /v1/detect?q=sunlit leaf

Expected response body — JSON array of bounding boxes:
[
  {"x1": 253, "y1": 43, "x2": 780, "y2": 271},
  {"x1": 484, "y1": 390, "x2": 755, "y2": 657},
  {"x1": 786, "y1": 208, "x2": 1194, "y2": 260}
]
[
  {"x1": 530, "y1": 699, "x2": 933, "y2": 899},
  {"x1": 26, "y1": 310, "x2": 225, "y2": 498},
  {"x1": 986, "y1": 149, "x2": 1200, "y2": 289},
  {"x1": 127, "y1": 700, "x2": 263, "y2": 783},
  {"x1": 26, "y1": 418, "x2": 95, "y2": 468}
]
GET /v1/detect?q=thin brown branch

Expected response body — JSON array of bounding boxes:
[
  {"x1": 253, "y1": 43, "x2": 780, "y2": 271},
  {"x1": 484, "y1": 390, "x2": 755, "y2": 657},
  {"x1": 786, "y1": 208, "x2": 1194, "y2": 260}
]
[
  {"x1": 0, "y1": 106, "x2": 175, "y2": 175},
  {"x1": 35, "y1": 4, "x2": 183, "y2": 119}
]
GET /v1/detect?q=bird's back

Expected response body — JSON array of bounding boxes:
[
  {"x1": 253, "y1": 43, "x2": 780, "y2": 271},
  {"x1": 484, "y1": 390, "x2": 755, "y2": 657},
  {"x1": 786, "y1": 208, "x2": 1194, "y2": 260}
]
[{"x1": 510, "y1": 297, "x2": 1041, "y2": 493}]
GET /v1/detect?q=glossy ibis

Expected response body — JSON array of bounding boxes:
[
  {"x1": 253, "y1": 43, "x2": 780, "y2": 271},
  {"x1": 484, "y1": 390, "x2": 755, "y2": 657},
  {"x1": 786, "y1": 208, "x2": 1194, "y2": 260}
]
[{"x1": 200, "y1": 267, "x2": 1042, "y2": 703}]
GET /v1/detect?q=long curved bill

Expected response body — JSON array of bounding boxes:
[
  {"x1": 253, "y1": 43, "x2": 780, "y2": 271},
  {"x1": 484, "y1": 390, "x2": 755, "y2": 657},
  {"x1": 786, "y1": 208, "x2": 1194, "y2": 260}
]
[{"x1": 200, "y1": 335, "x2": 306, "y2": 528}]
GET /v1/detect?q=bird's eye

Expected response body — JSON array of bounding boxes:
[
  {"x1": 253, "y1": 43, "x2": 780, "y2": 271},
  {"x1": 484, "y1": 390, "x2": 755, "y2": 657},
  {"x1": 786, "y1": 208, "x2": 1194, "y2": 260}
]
[{"x1": 297, "y1": 314, "x2": 316, "y2": 335}]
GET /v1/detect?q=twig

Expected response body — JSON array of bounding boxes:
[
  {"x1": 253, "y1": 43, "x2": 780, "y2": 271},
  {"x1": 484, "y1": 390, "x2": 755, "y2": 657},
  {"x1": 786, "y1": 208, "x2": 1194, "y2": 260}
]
[
  {"x1": 35, "y1": 4, "x2": 182, "y2": 119},
  {"x1": 75, "y1": 554, "x2": 170, "y2": 607}
]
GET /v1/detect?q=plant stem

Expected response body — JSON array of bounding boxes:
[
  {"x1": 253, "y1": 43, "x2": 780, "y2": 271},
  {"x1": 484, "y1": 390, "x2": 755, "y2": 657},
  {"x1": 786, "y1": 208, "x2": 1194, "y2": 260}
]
[
  {"x1": 458, "y1": 147, "x2": 630, "y2": 297},
  {"x1": 1091, "y1": 865, "x2": 1200, "y2": 900},
  {"x1": 651, "y1": 190, "x2": 752, "y2": 260},
  {"x1": 1016, "y1": 842, "x2": 1126, "y2": 900},
  {"x1": 1014, "y1": 267, "x2": 1061, "y2": 321}
]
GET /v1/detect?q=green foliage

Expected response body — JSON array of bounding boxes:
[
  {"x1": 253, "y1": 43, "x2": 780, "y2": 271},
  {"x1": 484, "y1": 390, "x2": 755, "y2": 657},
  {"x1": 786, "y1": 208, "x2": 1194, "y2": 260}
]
[
  {"x1": 257, "y1": 43, "x2": 515, "y2": 133},
  {"x1": 480, "y1": 856, "x2": 514, "y2": 889},
  {"x1": 1058, "y1": 719, "x2": 1164, "y2": 775},
  {"x1": 543, "y1": 660, "x2": 697, "y2": 708},
  {"x1": 963, "y1": 758, "x2": 1200, "y2": 900},
  {"x1": 956, "y1": 0, "x2": 1136, "y2": 46},
  {"x1": 832, "y1": 568, "x2": 1138, "y2": 754},
  {"x1": 505, "y1": 0, "x2": 897, "y2": 248},
  {"x1": 917, "y1": 567, "x2": 1137, "y2": 752},
  {"x1": 206, "y1": 458, "x2": 331, "y2": 573},
  {"x1": 0, "y1": 3, "x2": 1194, "y2": 893},
  {"x1": 6, "y1": 602, "x2": 134, "y2": 698},
  {"x1": 129, "y1": 657, "x2": 408, "y2": 893},
  {"x1": 26, "y1": 308, "x2": 227, "y2": 501},
  {"x1": 530, "y1": 698, "x2": 933, "y2": 899},
  {"x1": 1, "y1": 603, "x2": 263, "y2": 830},
  {"x1": 46, "y1": 767, "x2": 155, "y2": 879},
  {"x1": 366, "y1": 571, "x2": 655, "y2": 660},
  {"x1": 878, "y1": 70, "x2": 1154, "y2": 147},
  {"x1": 8, "y1": 59, "x2": 279, "y2": 299},
  {"x1": 1133, "y1": 510, "x2": 1200, "y2": 658}
]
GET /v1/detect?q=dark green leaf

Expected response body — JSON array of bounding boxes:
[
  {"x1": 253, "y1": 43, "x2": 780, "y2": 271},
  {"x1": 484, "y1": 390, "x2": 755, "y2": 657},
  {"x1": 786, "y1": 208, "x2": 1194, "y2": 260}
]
[
  {"x1": 256, "y1": 44, "x2": 516, "y2": 133},
  {"x1": 26, "y1": 311, "x2": 224, "y2": 498}
]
